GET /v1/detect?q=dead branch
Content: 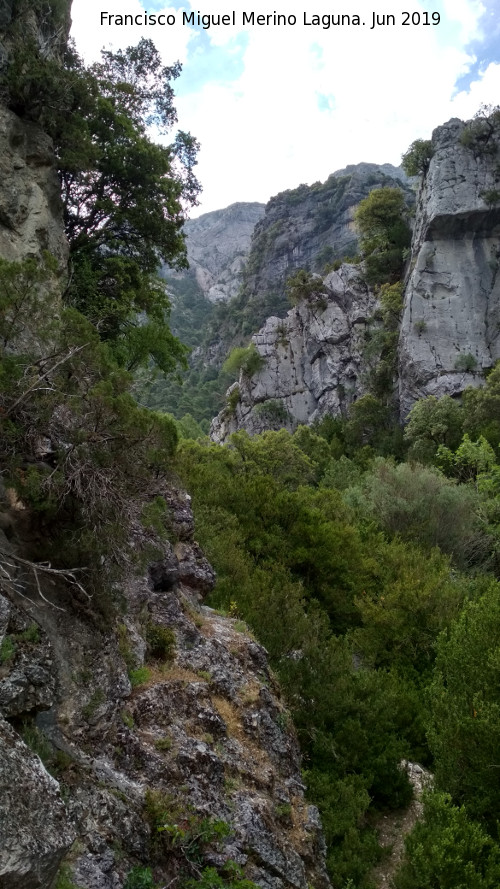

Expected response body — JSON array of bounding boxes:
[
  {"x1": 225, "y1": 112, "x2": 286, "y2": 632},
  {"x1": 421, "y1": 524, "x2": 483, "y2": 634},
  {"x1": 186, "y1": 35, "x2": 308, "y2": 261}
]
[{"x1": 0, "y1": 551, "x2": 91, "y2": 611}]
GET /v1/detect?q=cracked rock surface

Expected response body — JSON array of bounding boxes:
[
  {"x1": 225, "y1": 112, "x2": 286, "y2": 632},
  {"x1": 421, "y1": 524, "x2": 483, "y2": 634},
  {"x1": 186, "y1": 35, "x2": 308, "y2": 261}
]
[
  {"x1": 0, "y1": 482, "x2": 330, "y2": 889},
  {"x1": 211, "y1": 264, "x2": 376, "y2": 442},
  {"x1": 398, "y1": 116, "x2": 500, "y2": 418}
]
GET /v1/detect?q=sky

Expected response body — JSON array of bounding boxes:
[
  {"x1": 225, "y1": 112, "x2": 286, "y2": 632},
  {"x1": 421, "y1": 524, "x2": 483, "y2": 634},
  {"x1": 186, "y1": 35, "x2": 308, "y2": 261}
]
[{"x1": 70, "y1": 0, "x2": 500, "y2": 217}]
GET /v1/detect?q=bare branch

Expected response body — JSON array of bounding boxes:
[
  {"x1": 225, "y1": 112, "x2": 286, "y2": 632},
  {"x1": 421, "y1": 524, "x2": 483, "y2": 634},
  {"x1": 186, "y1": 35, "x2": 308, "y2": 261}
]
[{"x1": 5, "y1": 344, "x2": 89, "y2": 417}]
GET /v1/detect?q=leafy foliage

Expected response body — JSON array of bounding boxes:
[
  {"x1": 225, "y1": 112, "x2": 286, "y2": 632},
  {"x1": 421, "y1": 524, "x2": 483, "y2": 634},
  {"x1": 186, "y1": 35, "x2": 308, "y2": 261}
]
[
  {"x1": 401, "y1": 139, "x2": 433, "y2": 176},
  {"x1": 3, "y1": 37, "x2": 198, "y2": 375},
  {"x1": 223, "y1": 344, "x2": 264, "y2": 379},
  {"x1": 0, "y1": 257, "x2": 178, "y2": 602},
  {"x1": 354, "y1": 187, "x2": 411, "y2": 285},
  {"x1": 285, "y1": 269, "x2": 328, "y2": 305},
  {"x1": 459, "y1": 105, "x2": 500, "y2": 158},
  {"x1": 393, "y1": 792, "x2": 500, "y2": 889},
  {"x1": 428, "y1": 581, "x2": 500, "y2": 828}
]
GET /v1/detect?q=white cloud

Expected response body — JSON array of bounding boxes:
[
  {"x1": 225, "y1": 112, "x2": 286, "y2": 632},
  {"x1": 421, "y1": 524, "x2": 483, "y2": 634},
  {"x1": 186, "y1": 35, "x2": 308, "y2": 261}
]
[
  {"x1": 70, "y1": 0, "x2": 193, "y2": 64},
  {"x1": 70, "y1": 0, "x2": 493, "y2": 215}
]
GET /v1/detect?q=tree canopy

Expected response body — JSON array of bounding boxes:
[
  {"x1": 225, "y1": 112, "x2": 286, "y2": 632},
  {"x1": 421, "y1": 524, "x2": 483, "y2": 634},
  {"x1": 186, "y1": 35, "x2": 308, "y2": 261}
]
[
  {"x1": 56, "y1": 39, "x2": 200, "y2": 372},
  {"x1": 4, "y1": 36, "x2": 200, "y2": 373}
]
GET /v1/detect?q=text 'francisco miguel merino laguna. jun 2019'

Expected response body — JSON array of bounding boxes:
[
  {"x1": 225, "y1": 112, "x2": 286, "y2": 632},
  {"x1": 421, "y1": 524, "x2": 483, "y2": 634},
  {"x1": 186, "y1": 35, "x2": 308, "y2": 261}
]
[{"x1": 99, "y1": 10, "x2": 442, "y2": 30}]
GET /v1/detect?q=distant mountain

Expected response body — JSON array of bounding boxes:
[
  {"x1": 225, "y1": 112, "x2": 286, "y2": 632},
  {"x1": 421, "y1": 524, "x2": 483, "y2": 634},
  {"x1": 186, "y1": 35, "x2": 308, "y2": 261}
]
[
  {"x1": 177, "y1": 202, "x2": 266, "y2": 304},
  {"x1": 147, "y1": 165, "x2": 413, "y2": 426},
  {"x1": 230, "y1": 163, "x2": 413, "y2": 334}
]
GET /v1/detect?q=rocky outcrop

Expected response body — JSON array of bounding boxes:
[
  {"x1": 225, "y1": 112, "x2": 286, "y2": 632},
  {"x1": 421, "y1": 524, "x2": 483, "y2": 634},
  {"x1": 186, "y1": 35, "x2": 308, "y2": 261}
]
[
  {"x1": 233, "y1": 164, "x2": 412, "y2": 330},
  {"x1": 211, "y1": 265, "x2": 376, "y2": 442},
  {"x1": 0, "y1": 485, "x2": 330, "y2": 889},
  {"x1": 0, "y1": 713, "x2": 75, "y2": 889},
  {"x1": 211, "y1": 117, "x2": 500, "y2": 440},
  {"x1": 0, "y1": 0, "x2": 70, "y2": 268},
  {"x1": 169, "y1": 202, "x2": 266, "y2": 304},
  {"x1": 398, "y1": 117, "x2": 500, "y2": 418},
  {"x1": 0, "y1": 105, "x2": 69, "y2": 266}
]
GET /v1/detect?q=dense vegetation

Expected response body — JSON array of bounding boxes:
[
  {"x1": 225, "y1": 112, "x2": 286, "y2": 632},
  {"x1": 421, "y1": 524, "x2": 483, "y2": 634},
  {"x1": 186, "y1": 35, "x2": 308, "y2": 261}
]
[
  {"x1": 171, "y1": 152, "x2": 500, "y2": 886},
  {"x1": 4, "y1": 30, "x2": 199, "y2": 375},
  {"x1": 174, "y1": 369, "x2": 500, "y2": 886}
]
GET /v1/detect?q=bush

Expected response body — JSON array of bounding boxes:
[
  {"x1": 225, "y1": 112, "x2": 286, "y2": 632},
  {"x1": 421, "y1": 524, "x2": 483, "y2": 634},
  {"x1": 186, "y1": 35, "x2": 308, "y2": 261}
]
[
  {"x1": 285, "y1": 268, "x2": 328, "y2": 305},
  {"x1": 428, "y1": 581, "x2": 500, "y2": 828},
  {"x1": 124, "y1": 867, "x2": 157, "y2": 889},
  {"x1": 0, "y1": 257, "x2": 180, "y2": 603},
  {"x1": 254, "y1": 399, "x2": 291, "y2": 427},
  {"x1": 401, "y1": 139, "x2": 433, "y2": 176},
  {"x1": 393, "y1": 792, "x2": 500, "y2": 889},
  {"x1": 354, "y1": 188, "x2": 411, "y2": 286},
  {"x1": 454, "y1": 353, "x2": 478, "y2": 372},
  {"x1": 345, "y1": 458, "x2": 486, "y2": 569},
  {"x1": 145, "y1": 623, "x2": 176, "y2": 661},
  {"x1": 223, "y1": 344, "x2": 264, "y2": 379}
]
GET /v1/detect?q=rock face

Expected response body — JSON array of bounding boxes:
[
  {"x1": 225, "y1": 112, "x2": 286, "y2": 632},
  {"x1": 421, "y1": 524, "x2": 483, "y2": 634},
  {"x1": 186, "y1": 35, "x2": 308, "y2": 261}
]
[
  {"x1": 0, "y1": 713, "x2": 75, "y2": 889},
  {"x1": 0, "y1": 105, "x2": 69, "y2": 267},
  {"x1": 0, "y1": 0, "x2": 70, "y2": 268},
  {"x1": 0, "y1": 485, "x2": 330, "y2": 889},
  {"x1": 212, "y1": 117, "x2": 500, "y2": 440},
  {"x1": 171, "y1": 202, "x2": 266, "y2": 304},
  {"x1": 234, "y1": 163, "x2": 412, "y2": 331},
  {"x1": 398, "y1": 117, "x2": 500, "y2": 418},
  {"x1": 211, "y1": 265, "x2": 376, "y2": 442}
]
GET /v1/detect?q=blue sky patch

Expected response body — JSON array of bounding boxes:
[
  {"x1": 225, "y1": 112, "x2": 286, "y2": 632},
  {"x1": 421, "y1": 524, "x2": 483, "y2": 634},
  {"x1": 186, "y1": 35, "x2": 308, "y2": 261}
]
[
  {"x1": 455, "y1": 1, "x2": 500, "y2": 92},
  {"x1": 175, "y1": 29, "x2": 249, "y2": 96},
  {"x1": 317, "y1": 93, "x2": 336, "y2": 112}
]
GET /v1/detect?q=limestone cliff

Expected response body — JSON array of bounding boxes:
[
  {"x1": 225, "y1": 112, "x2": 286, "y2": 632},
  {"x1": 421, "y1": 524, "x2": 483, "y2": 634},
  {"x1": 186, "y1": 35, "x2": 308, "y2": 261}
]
[
  {"x1": 210, "y1": 265, "x2": 377, "y2": 443},
  {"x1": 0, "y1": 0, "x2": 69, "y2": 267},
  {"x1": 166, "y1": 202, "x2": 266, "y2": 305},
  {"x1": 230, "y1": 163, "x2": 412, "y2": 332},
  {"x1": 212, "y1": 116, "x2": 500, "y2": 440},
  {"x1": 398, "y1": 116, "x2": 500, "y2": 418}
]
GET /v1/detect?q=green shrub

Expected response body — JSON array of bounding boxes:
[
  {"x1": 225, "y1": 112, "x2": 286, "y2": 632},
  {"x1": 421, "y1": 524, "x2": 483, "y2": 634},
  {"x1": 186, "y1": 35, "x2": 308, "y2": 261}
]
[
  {"x1": 225, "y1": 386, "x2": 241, "y2": 417},
  {"x1": 129, "y1": 667, "x2": 151, "y2": 688},
  {"x1": 480, "y1": 189, "x2": 500, "y2": 206},
  {"x1": 393, "y1": 792, "x2": 500, "y2": 889},
  {"x1": 145, "y1": 623, "x2": 176, "y2": 661},
  {"x1": 459, "y1": 105, "x2": 500, "y2": 158},
  {"x1": 414, "y1": 319, "x2": 427, "y2": 334},
  {"x1": 124, "y1": 866, "x2": 156, "y2": 889},
  {"x1": 54, "y1": 864, "x2": 80, "y2": 889},
  {"x1": 254, "y1": 399, "x2": 291, "y2": 426},
  {"x1": 401, "y1": 139, "x2": 433, "y2": 176},
  {"x1": 223, "y1": 344, "x2": 264, "y2": 379},
  {"x1": 285, "y1": 269, "x2": 327, "y2": 305},
  {"x1": 428, "y1": 581, "x2": 500, "y2": 828},
  {"x1": 454, "y1": 353, "x2": 478, "y2": 372},
  {"x1": 354, "y1": 188, "x2": 411, "y2": 286},
  {"x1": 0, "y1": 636, "x2": 15, "y2": 664}
]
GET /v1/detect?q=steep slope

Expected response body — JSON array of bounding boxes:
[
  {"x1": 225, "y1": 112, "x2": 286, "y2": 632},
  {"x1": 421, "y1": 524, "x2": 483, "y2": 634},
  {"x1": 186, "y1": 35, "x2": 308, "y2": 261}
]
[
  {"x1": 0, "y1": 485, "x2": 330, "y2": 889},
  {"x1": 398, "y1": 115, "x2": 500, "y2": 418},
  {"x1": 149, "y1": 166, "x2": 411, "y2": 426},
  {"x1": 0, "y1": 9, "x2": 331, "y2": 889},
  {"x1": 215, "y1": 163, "x2": 412, "y2": 343}
]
